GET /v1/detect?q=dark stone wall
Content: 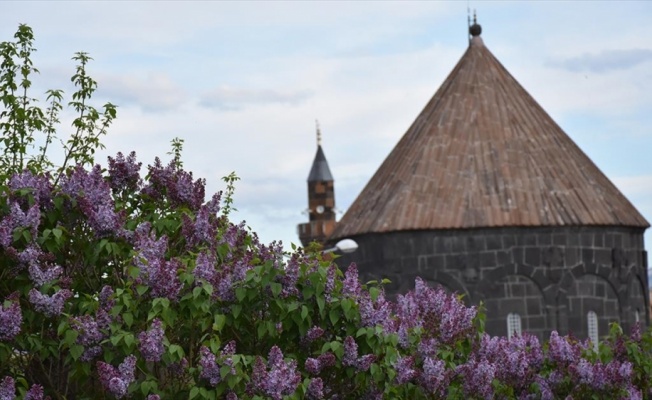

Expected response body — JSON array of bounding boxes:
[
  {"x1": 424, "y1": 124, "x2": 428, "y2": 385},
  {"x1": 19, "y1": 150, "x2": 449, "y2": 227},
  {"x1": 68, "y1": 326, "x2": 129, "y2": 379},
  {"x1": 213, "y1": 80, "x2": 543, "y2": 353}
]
[{"x1": 333, "y1": 226, "x2": 649, "y2": 340}]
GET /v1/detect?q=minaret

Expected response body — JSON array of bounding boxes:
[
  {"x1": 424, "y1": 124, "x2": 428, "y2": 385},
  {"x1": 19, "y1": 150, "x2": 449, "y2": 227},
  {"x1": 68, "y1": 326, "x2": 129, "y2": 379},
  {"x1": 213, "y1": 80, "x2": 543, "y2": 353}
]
[{"x1": 297, "y1": 121, "x2": 336, "y2": 247}]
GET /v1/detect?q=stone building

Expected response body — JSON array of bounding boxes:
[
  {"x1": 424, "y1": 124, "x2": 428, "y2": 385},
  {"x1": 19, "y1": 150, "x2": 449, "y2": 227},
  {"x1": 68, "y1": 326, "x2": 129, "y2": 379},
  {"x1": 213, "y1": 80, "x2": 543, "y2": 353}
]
[{"x1": 318, "y1": 21, "x2": 649, "y2": 340}]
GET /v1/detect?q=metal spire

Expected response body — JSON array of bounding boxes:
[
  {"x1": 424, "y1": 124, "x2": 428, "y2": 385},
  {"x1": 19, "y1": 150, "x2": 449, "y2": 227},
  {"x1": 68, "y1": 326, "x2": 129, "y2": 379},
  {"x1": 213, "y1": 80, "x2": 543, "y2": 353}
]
[{"x1": 316, "y1": 119, "x2": 322, "y2": 147}]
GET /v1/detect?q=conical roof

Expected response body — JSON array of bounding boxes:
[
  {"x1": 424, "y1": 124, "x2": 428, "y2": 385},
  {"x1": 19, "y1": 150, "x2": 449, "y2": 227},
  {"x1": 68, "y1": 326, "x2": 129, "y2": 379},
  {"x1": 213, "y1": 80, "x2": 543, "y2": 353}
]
[
  {"x1": 308, "y1": 145, "x2": 333, "y2": 182},
  {"x1": 331, "y1": 29, "x2": 649, "y2": 239}
]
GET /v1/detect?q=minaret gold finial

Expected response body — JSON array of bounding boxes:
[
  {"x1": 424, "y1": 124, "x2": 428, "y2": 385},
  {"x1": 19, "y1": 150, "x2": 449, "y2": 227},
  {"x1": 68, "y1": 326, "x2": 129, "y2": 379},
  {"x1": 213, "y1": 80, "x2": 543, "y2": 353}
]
[{"x1": 316, "y1": 119, "x2": 322, "y2": 147}]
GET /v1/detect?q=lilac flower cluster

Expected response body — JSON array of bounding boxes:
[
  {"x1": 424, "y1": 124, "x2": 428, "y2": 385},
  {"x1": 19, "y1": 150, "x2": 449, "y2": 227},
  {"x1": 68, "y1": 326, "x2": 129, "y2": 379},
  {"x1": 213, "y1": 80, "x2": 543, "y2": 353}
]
[
  {"x1": 72, "y1": 314, "x2": 106, "y2": 361},
  {"x1": 417, "y1": 357, "x2": 449, "y2": 397},
  {"x1": 28, "y1": 288, "x2": 72, "y2": 317},
  {"x1": 138, "y1": 319, "x2": 165, "y2": 362},
  {"x1": 0, "y1": 300, "x2": 22, "y2": 341},
  {"x1": 456, "y1": 359, "x2": 496, "y2": 400},
  {"x1": 181, "y1": 194, "x2": 221, "y2": 248},
  {"x1": 198, "y1": 341, "x2": 237, "y2": 387},
  {"x1": 342, "y1": 264, "x2": 362, "y2": 299},
  {"x1": 97, "y1": 355, "x2": 136, "y2": 399},
  {"x1": 142, "y1": 157, "x2": 205, "y2": 211},
  {"x1": 9, "y1": 170, "x2": 53, "y2": 207},
  {"x1": 194, "y1": 250, "x2": 253, "y2": 302},
  {"x1": 60, "y1": 165, "x2": 124, "y2": 237},
  {"x1": 24, "y1": 384, "x2": 46, "y2": 400},
  {"x1": 475, "y1": 333, "x2": 543, "y2": 390},
  {"x1": 133, "y1": 223, "x2": 182, "y2": 300},
  {"x1": 342, "y1": 336, "x2": 376, "y2": 372},
  {"x1": 359, "y1": 290, "x2": 393, "y2": 330},
  {"x1": 251, "y1": 346, "x2": 300, "y2": 400},
  {"x1": 306, "y1": 378, "x2": 324, "y2": 399},
  {"x1": 107, "y1": 151, "x2": 142, "y2": 194},
  {"x1": 394, "y1": 356, "x2": 418, "y2": 385},
  {"x1": 28, "y1": 263, "x2": 62, "y2": 287},
  {"x1": 0, "y1": 201, "x2": 40, "y2": 247},
  {"x1": 396, "y1": 277, "x2": 476, "y2": 347},
  {"x1": 305, "y1": 353, "x2": 336, "y2": 375},
  {"x1": 0, "y1": 376, "x2": 15, "y2": 399}
]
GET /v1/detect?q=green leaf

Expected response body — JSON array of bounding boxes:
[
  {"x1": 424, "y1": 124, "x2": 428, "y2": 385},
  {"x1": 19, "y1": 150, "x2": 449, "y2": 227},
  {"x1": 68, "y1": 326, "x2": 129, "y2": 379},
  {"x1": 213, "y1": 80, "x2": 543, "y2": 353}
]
[
  {"x1": 235, "y1": 287, "x2": 247, "y2": 302},
  {"x1": 329, "y1": 308, "x2": 340, "y2": 325},
  {"x1": 232, "y1": 305, "x2": 242, "y2": 319},
  {"x1": 70, "y1": 344, "x2": 84, "y2": 360},
  {"x1": 123, "y1": 312, "x2": 133, "y2": 327},
  {"x1": 189, "y1": 387, "x2": 199, "y2": 400},
  {"x1": 213, "y1": 314, "x2": 226, "y2": 332},
  {"x1": 301, "y1": 305, "x2": 309, "y2": 321}
]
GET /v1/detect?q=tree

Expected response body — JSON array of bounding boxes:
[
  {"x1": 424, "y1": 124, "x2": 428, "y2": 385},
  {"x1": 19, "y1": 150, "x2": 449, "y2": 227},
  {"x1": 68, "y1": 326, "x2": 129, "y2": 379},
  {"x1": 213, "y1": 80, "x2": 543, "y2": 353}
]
[{"x1": 1, "y1": 24, "x2": 651, "y2": 400}]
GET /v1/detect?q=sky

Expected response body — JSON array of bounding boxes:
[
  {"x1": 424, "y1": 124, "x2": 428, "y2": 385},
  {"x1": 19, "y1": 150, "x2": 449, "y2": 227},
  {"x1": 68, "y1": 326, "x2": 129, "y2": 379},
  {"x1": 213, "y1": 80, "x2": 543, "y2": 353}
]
[{"x1": 2, "y1": 1, "x2": 652, "y2": 258}]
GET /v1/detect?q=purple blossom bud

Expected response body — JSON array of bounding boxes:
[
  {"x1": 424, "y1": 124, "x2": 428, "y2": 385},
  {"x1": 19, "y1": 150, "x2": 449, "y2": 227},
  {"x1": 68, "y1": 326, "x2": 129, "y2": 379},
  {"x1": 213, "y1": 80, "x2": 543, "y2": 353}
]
[
  {"x1": 307, "y1": 378, "x2": 324, "y2": 400},
  {"x1": 305, "y1": 326, "x2": 324, "y2": 344},
  {"x1": 342, "y1": 336, "x2": 358, "y2": 367},
  {"x1": 0, "y1": 301, "x2": 22, "y2": 341},
  {"x1": 107, "y1": 151, "x2": 142, "y2": 193},
  {"x1": 28, "y1": 289, "x2": 72, "y2": 317},
  {"x1": 317, "y1": 353, "x2": 336, "y2": 368},
  {"x1": 418, "y1": 357, "x2": 448, "y2": 397},
  {"x1": 548, "y1": 331, "x2": 580, "y2": 365},
  {"x1": 394, "y1": 356, "x2": 418, "y2": 385},
  {"x1": 146, "y1": 395, "x2": 160, "y2": 400},
  {"x1": 193, "y1": 251, "x2": 216, "y2": 283},
  {"x1": 355, "y1": 354, "x2": 376, "y2": 372},
  {"x1": 457, "y1": 359, "x2": 495, "y2": 400},
  {"x1": 97, "y1": 356, "x2": 136, "y2": 399},
  {"x1": 251, "y1": 346, "x2": 301, "y2": 400},
  {"x1": 305, "y1": 358, "x2": 321, "y2": 375},
  {"x1": 138, "y1": 319, "x2": 165, "y2": 362},
  {"x1": 0, "y1": 376, "x2": 15, "y2": 400},
  {"x1": 342, "y1": 264, "x2": 361, "y2": 299},
  {"x1": 99, "y1": 285, "x2": 115, "y2": 310},
  {"x1": 225, "y1": 393, "x2": 238, "y2": 400},
  {"x1": 9, "y1": 170, "x2": 53, "y2": 207},
  {"x1": 24, "y1": 384, "x2": 45, "y2": 400},
  {"x1": 325, "y1": 265, "x2": 336, "y2": 301},
  {"x1": 28, "y1": 263, "x2": 62, "y2": 287}
]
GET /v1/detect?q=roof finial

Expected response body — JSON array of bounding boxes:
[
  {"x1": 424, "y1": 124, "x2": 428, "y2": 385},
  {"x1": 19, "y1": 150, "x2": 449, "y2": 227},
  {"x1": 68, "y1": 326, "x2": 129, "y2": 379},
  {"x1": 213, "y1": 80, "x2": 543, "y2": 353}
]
[
  {"x1": 316, "y1": 119, "x2": 322, "y2": 147},
  {"x1": 467, "y1": 5, "x2": 471, "y2": 44},
  {"x1": 469, "y1": 9, "x2": 482, "y2": 37}
]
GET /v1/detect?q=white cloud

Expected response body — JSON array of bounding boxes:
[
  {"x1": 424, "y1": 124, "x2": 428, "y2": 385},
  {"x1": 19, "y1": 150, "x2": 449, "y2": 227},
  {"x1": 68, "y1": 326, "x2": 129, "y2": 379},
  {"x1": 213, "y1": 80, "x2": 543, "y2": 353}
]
[{"x1": 199, "y1": 86, "x2": 313, "y2": 110}]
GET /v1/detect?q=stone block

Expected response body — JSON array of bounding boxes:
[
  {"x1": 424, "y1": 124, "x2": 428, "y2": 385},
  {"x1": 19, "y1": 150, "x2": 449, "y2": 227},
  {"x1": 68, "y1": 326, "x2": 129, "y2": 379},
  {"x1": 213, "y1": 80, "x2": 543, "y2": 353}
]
[
  {"x1": 525, "y1": 248, "x2": 541, "y2": 266},
  {"x1": 480, "y1": 252, "x2": 497, "y2": 268}
]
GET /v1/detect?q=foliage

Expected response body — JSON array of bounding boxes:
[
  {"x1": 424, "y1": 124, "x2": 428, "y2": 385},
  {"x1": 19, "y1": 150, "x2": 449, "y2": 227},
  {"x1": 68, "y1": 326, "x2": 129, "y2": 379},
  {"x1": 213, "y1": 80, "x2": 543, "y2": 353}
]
[{"x1": 1, "y1": 24, "x2": 652, "y2": 400}]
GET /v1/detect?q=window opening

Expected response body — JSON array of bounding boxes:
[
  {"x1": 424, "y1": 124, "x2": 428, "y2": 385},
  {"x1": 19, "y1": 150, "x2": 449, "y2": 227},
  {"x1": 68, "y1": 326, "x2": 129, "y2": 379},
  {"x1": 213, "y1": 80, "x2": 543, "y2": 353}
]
[
  {"x1": 587, "y1": 311, "x2": 599, "y2": 351},
  {"x1": 506, "y1": 313, "x2": 522, "y2": 339}
]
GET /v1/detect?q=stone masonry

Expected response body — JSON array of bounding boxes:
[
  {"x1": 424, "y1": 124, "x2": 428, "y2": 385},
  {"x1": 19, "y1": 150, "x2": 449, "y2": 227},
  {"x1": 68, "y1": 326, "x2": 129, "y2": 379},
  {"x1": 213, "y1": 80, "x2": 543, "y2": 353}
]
[{"x1": 334, "y1": 226, "x2": 649, "y2": 340}]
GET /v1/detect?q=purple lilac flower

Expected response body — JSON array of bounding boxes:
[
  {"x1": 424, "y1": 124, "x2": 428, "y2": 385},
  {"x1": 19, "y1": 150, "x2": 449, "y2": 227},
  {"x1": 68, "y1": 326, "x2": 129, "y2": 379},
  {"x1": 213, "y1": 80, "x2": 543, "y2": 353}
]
[
  {"x1": 133, "y1": 224, "x2": 182, "y2": 300},
  {"x1": 60, "y1": 165, "x2": 123, "y2": 237},
  {"x1": 99, "y1": 285, "x2": 115, "y2": 310},
  {"x1": 278, "y1": 254, "x2": 299, "y2": 298},
  {"x1": 0, "y1": 376, "x2": 15, "y2": 400},
  {"x1": 225, "y1": 393, "x2": 238, "y2": 400},
  {"x1": 548, "y1": 331, "x2": 580, "y2": 365},
  {"x1": 318, "y1": 353, "x2": 336, "y2": 368},
  {"x1": 0, "y1": 301, "x2": 22, "y2": 341},
  {"x1": 305, "y1": 358, "x2": 321, "y2": 375},
  {"x1": 97, "y1": 356, "x2": 136, "y2": 399},
  {"x1": 457, "y1": 359, "x2": 496, "y2": 400},
  {"x1": 24, "y1": 384, "x2": 45, "y2": 400},
  {"x1": 355, "y1": 354, "x2": 376, "y2": 372},
  {"x1": 107, "y1": 151, "x2": 142, "y2": 193},
  {"x1": 304, "y1": 326, "x2": 324, "y2": 344},
  {"x1": 324, "y1": 265, "x2": 336, "y2": 301},
  {"x1": 251, "y1": 346, "x2": 301, "y2": 400},
  {"x1": 28, "y1": 263, "x2": 62, "y2": 287},
  {"x1": 342, "y1": 264, "x2": 361, "y2": 299},
  {"x1": 193, "y1": 251, "x2": 216, "y2": 283},
  {"x1": 72, "y1": 314, "x2": 106, "y2": 361},
  {"x1": 9, "y1": 170, "x2": 53, "y2": 207},
  {"x1": 359, "y1": 291, "x2": 392, "y2": 329},
  {"x1": 199, "y1": 346, "x2": 221, "y2": 386},
  {"x1": 307, "y1": 378, "x2": 324, "y2": 400},
  {"x1": 142, "y1": 158, "x2": 205, "y2": 210},
  {"x1": 139, "y1": 319, "x2": 165, "y2": 362},
  {"x1": 28, "y1": 289, "x2": 72, "y2": 317},
  {"x1": 342, "y1": 336, "x2": 358, "y2": 367},
  {"x1": 146, "y1": 395, "x2": 160, "y2": 400},
  {"x1": 417, "y1": 357, "x2": 449, "y2": 397},
  {"x1": 476, "y1": 333, "x2": 542, "y2": 390}
]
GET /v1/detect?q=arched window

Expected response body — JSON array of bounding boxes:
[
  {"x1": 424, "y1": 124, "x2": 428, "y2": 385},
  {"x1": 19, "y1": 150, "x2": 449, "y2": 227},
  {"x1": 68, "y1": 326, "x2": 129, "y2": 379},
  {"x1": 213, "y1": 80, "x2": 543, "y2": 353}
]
[
  {"x1": 587, "y1": 311, "x2": 599, "y2": 351},
  {"x1": 635, "y1": 309, "x2": 640, "y2": 323},
  {"x1": 506, "y1": 313, "x2": 522, "y2": 339}
]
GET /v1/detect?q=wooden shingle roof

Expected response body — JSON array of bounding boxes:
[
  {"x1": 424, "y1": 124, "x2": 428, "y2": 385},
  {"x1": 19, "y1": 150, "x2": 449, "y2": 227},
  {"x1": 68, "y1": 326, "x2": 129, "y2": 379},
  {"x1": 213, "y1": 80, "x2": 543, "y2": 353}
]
[{"x1": 331, "y1": 29, "x2": 649, "y2": 240}]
